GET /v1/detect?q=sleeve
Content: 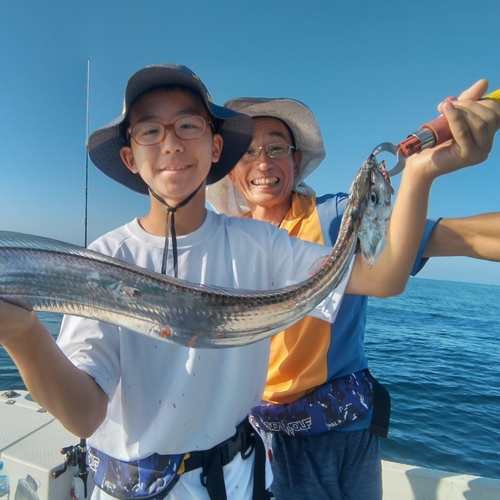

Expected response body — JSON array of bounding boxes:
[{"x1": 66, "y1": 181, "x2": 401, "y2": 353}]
[
  {"x1": 270, "y1": 227, "x2": 350, "y2": 324},
  {"x1": 57, "y1": 316, "x2": 120, "y2": 399},
  {"x1": 57, "y1": 315, "x2": 122, "y2": 400},
  {"x1": 55, "y1": 232, "x2": 126, "y2": 400},
  {"x1": 411, "y1": 218, "x2": 442, "y2": 276},
  {"x1": 310, "y1": 255, "x2": 354, "y2": 323}
]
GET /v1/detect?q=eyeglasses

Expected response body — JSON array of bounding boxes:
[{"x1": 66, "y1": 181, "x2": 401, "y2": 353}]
[
  {"x1": 241, "y1": 143, "x2": 295, "y2": 162},
  {"x1": 128, "y1": 115, "x2": 210, "y2": 146}
]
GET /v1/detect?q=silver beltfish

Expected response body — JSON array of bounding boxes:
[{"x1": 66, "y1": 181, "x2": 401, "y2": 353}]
[{"x1": 0, "y1": 155, "x2": 392, "y2": 348}]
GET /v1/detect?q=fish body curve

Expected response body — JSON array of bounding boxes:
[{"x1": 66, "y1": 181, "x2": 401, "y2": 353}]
[{"x1": 0, "y1": 156, "x2": 391, "y2": 348}]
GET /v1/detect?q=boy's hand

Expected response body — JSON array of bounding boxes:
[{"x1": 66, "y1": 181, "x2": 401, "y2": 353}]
[{"x1": 406, "y1": 79, "x2": 500, "y2": 180}]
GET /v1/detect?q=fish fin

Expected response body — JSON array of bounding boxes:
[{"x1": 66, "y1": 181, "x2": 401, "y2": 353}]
[
  {"x1": 361, "y1": 237, "x2": 386, "y2": 268},
  {"x1": 308, "y1": 255, "x2": 329, "y2": 276}
]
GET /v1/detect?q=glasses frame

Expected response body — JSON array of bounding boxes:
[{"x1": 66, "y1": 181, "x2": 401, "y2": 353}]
[
  {"x1": 127, "y1": 115, "x2": 212, "y2": 146},
  {"x1": 241, "y1": 142, "x2": 295, "y2": 162}
]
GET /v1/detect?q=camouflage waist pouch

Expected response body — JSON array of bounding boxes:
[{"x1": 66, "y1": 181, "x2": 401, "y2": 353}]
[{"x1": 250, "y1": 369, "x2": 374, "y2": 437}]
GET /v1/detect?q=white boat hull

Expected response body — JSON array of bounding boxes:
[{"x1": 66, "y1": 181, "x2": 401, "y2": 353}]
[
  {"x1": 381, "y1": 460, "x2": 500, "y2": 499},
  {"x1": 0, "y1": 389, "x2": 93, "y2": 499}
]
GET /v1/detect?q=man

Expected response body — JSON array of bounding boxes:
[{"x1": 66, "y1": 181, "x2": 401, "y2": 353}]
[{"x1": 206, "y1": 86, "x2": 500, "y2": 499}]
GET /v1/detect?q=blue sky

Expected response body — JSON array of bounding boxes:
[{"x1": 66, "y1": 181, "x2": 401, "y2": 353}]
[{"x1": 1, "y1": 0, "x2": 500, "y2": 284}]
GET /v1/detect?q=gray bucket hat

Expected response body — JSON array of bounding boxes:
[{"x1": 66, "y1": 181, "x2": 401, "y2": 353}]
[
  {"x1": 206, "y1": 97, "x2": 326, "y2": 216},
  {"x1": 88, "y1": 63, "x2": 255, "y2": 195}
]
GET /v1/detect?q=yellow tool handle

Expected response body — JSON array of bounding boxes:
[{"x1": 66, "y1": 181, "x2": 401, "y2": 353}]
[{"x1": 484, "y1": 89, "x2": 500, "y2": 103}]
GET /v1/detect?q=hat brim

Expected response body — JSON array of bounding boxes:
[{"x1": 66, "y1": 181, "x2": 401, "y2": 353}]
[{"x1": 89, "y1": 64, "x2": 255, "y2": 194}]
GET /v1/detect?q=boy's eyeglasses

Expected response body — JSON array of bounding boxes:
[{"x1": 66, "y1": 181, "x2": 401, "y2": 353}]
[
  {"x1": 241, "y1": 143, "x2": 295, "y2": 162},
  {"x1": 128, "y1": 116, "x2": 210, "y2": 146}
]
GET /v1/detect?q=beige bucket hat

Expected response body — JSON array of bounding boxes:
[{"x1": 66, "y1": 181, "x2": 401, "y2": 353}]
[{"x1": 206, "y1": 97, "x2": 326, "y2": 216}]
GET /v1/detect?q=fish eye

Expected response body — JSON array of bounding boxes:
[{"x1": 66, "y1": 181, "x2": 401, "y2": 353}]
[{"x1": 370, "y1": 192, "x2": 379, "y2": 205}]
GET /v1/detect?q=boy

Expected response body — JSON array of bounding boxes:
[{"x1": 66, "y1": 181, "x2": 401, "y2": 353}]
[{"x1": 0, "y1": 63, "x2": 496, "y2": 500}]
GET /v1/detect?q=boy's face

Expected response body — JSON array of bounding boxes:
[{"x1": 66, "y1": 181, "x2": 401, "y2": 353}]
[
  {"x1": 228, "y1": 117, "x2": 301, "y2": 213},
  {"x1": 120, "y1": 88, "x2": 223, "y2": 206}
]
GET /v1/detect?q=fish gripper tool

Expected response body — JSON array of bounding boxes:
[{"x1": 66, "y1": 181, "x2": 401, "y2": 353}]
[{"x1": 372, "y1": 88, "x2": 500, "y2": 177}]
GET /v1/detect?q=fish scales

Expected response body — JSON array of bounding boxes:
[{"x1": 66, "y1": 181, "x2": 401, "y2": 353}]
[{"x1": 0, "y1": 156, "x2": 392, "y2": 348}]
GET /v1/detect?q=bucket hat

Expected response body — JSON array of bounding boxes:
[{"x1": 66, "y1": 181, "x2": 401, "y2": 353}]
[
  {"x1": 88, "y1": 63, "x2": 255, "y2": 195},
  {"x1": 206, "y1": 97, "x2": 326, "y2": 216}
]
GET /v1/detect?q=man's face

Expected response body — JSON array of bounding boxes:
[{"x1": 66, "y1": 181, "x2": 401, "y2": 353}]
[
  {"x1": 228, "y1": 117, "x2": 301, "y2": 213},
  {"x1": 120, "y1": 88, "x2": 222, "y2": 206}
]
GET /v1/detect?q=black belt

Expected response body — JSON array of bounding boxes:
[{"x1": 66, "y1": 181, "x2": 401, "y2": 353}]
[{"x1": 183, "y1": 418, "x2": 266, "y2": 500}]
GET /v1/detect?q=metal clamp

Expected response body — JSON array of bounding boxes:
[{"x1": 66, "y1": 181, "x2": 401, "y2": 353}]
[{"x1": 371, "y1": 142, "x2": 406, "y2": 177}]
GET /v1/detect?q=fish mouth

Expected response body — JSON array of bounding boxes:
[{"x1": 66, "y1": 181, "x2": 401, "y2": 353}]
[{"x1": 251, "y1": 177, "x2": 279, "y2": 186}]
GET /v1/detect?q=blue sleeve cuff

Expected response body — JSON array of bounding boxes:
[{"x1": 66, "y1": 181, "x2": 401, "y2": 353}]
[{"x1": 411, "y1": 218, "x2": 442, "y2": 276}]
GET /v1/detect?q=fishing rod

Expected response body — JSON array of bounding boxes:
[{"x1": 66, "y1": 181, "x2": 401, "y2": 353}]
[
  {"x1": 81, "y1": 60, "x2": 91, "y2": 498},
  {"x1": 373, "y1": 88, "x2": 500, "y2": 176},
  {"x1": 84, "y1": 60, "x2": 90, "y2": 248},
  {"x1": 53, "y1": 438, "x2": 89, "y2": 499},
  {"x1": 53, "y1": 61, "x2": 92, "y2": 499}
]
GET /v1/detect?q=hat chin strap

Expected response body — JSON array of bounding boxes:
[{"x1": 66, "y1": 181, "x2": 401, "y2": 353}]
[{"x1": 148, "y1": 181, "x2": 204, "y2": 278}]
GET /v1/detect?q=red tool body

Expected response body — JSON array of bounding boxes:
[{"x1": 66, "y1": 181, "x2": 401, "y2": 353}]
[{"x1": 399, "y1": 113, "x2": 454, "y2": 157}]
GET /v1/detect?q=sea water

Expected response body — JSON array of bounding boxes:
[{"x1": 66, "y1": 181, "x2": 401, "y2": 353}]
[
  {"x1": 367, "y1": 278, "x2": 500, "y2": 480},
  {"x1": 0, "y1": 278, "x2": 499, "y2": 480}
]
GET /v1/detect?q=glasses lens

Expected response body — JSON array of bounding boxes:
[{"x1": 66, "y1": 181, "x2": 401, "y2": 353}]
[
  {"x1": 175, "y1": 116, "x2": 206, "y2": 140},
  {"x1": 132, "y1": 122, "x2": 164, "y2": 145},
  {"x1": 242, "y1": 147, "x2": 260, "y2": 161},
  {"x1": 241, "y1": 143, "x2": 293, "y2": 162},
  {"x1": 266, "y1": 143, "x2": 292, "y2": 158},
  {"x1": 131, "y1": 116, "x2": 207, "y2": 145}
]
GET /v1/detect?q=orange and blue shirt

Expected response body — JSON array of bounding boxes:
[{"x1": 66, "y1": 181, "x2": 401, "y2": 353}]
[{"x1": 252, "y1": 191, "x2": 438, "y2": 431}]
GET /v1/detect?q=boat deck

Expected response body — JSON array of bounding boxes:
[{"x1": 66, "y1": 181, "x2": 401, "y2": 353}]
[
  {"x1": 1, "y1": 389, "x2": 499, "y2": 499},
  {"x1": 0, "y1": 389, "x2": 92, "y2": 499}
]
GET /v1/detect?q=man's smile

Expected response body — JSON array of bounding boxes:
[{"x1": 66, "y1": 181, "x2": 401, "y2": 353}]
[{"x1": 251, "y1": 177, "x2": 279, "y2": 186}]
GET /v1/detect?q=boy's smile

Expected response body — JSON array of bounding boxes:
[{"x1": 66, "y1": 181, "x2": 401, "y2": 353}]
[{"x1": 120, "y1": 88, "x2": 222, "y2": 208}]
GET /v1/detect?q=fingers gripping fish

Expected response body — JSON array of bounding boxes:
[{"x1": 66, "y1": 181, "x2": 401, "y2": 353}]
[{"x1": 0, "y1": 156, "x2": 392, "y2": 348}]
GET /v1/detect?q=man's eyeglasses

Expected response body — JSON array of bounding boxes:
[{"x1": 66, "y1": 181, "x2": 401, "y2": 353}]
[
  {"x1": 241, "y1": 143, "x2": 295, "y2": 162},
  {"x1": 128, "y1": 116, "x2": 210, "y2": 146}
]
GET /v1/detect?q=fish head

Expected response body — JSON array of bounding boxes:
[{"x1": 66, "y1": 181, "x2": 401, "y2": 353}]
[{"x1": 356, "y1": 157, "x2": 394, "y2": 267}]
